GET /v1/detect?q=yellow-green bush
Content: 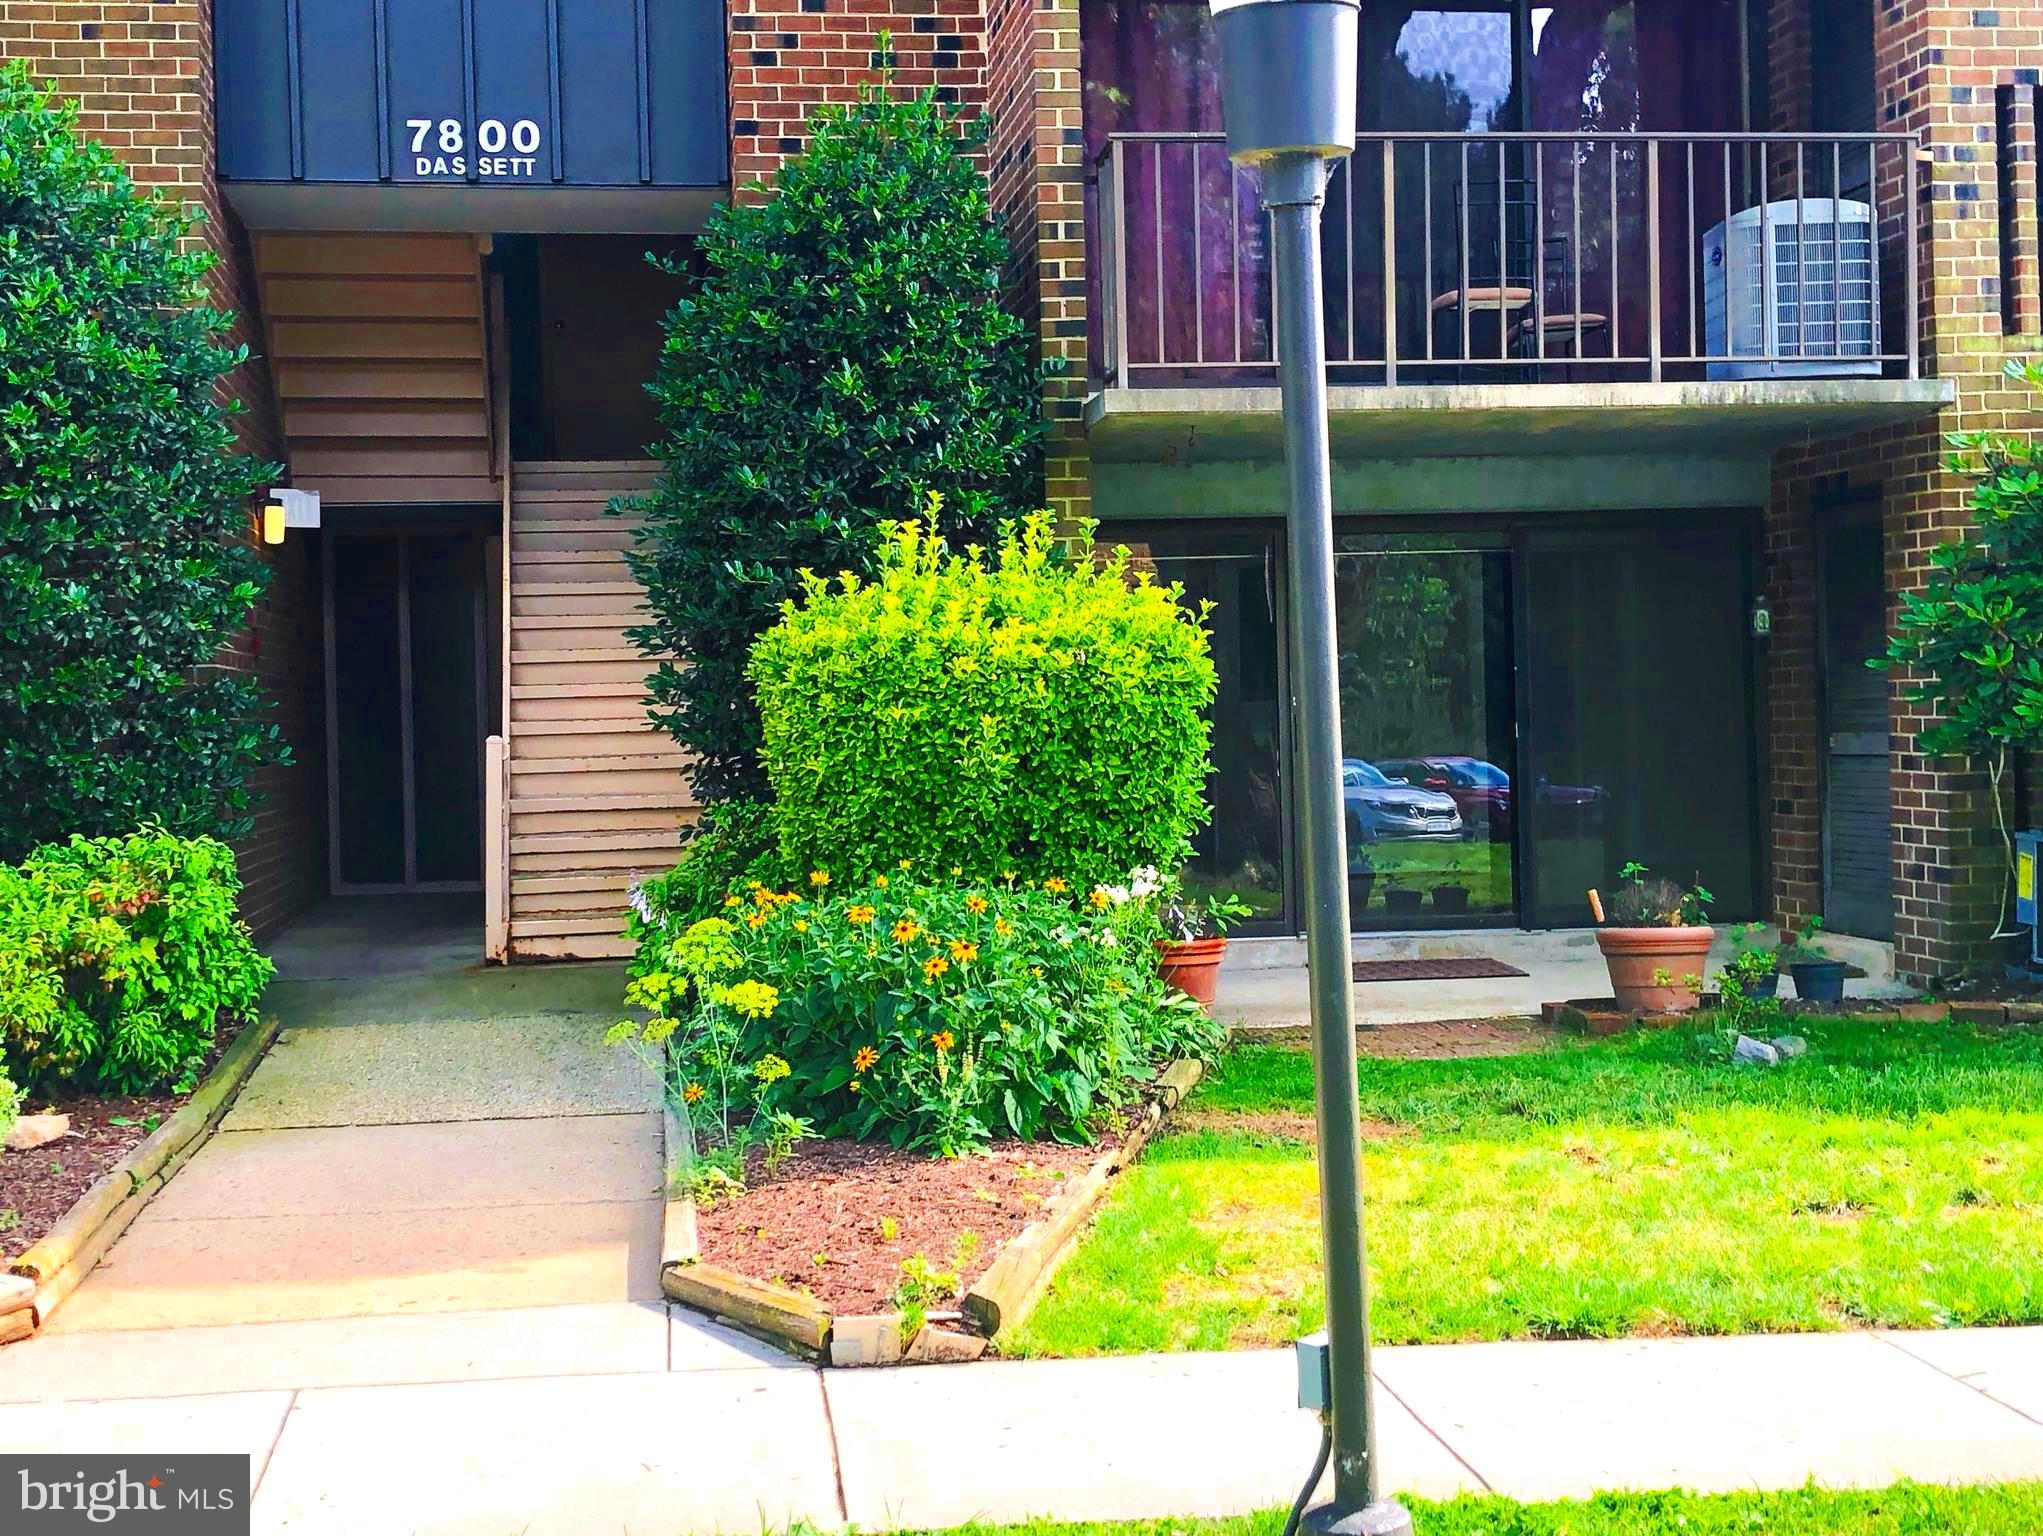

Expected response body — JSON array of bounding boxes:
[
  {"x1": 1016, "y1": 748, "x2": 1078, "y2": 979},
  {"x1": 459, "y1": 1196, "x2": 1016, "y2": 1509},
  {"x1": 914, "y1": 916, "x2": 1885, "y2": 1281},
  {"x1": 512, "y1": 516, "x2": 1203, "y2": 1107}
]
[{"x1": 748, "y1": 509, "x2": 1217, "y2": 891}]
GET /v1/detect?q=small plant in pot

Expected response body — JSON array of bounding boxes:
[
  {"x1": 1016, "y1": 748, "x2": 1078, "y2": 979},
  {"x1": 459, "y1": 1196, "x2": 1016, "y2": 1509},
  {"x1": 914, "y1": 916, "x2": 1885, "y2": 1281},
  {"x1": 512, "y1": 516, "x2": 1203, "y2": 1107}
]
[
  {"x1": 1723, "y1": 923, "x2": 1784, "y2": 1000},
  {"x1": 1158, "y1": 882, "x2": 1252, "y2": 1009},
  {"x1": 1590, "y1": 861, "x2": 1714, "y2": 1013},
  {"x1": 1782, "y1": 915, "x2": 1847, "y2": 1004}
]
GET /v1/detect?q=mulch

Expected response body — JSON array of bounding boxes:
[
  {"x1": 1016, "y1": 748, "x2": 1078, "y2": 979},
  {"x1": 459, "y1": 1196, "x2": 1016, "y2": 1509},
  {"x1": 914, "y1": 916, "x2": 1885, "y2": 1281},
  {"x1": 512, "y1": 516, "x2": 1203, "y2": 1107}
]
[
  {"x1": 0, "y1": 1023, "x2": 236, "y2": 1268},
  {"x1": 693, "y1": 1134, "x2": 1111, "y2": 1316},
  {"x1": 1351, "y1": 957, "x2": 1529, "y2": 982},
  {"x1": 1246, "y1": 1016, "x2": 1561, "y2": 1058}
]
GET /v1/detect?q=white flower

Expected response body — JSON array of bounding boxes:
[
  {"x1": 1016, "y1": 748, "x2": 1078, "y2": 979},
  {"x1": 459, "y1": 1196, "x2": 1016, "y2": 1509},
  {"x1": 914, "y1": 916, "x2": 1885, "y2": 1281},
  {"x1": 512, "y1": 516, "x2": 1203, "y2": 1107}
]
[
  {"x1": 627, "y1": 880, "x2": 655, "y2": 924},
  {"x1": 1105, "y1": 884, "x2": 1131, "y2": 906},
  {"x1": 1052, "y1": 925, "x2": 1073, "y2": 947},
  {"x1": 1129, "y1": 866, "x2": 1162, "y2": 898},
  {"x1": 1098, "y1": 929, "x2": 1119, "y2": 948}
]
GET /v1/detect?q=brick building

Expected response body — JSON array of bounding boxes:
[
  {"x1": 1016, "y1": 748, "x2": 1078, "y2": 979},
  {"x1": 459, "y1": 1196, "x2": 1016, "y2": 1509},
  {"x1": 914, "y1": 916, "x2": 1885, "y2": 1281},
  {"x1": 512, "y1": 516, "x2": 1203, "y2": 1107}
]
[{"x1": 0, "y1": 0, "x2": 2032, "y2": 981}]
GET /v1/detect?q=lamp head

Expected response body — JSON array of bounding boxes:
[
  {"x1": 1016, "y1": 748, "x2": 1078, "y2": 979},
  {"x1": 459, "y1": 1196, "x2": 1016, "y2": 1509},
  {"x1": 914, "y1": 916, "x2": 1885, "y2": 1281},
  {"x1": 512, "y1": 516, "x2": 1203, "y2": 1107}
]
[{"x1": 1208, "y1": 0, "x2": 1360, "y2": 166}]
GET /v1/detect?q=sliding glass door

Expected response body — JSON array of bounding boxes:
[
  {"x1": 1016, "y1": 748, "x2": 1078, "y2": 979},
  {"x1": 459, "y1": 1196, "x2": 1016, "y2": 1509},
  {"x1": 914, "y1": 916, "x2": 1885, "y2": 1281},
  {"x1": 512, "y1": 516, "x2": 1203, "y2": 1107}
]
[
  {"x1": 1333, "y1": 535, "x2": 1518, "y2": 928},
  {"x1": 1518, "y1": 522, "x2": 1761, "y2": 927}
]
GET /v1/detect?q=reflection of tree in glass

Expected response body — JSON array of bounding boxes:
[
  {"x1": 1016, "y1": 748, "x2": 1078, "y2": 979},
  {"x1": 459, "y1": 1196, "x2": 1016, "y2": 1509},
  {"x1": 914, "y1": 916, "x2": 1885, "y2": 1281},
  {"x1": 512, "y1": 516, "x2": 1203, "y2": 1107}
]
[{"x1": 1334, "y1": 546, "x2": 1486, "y2": 761}]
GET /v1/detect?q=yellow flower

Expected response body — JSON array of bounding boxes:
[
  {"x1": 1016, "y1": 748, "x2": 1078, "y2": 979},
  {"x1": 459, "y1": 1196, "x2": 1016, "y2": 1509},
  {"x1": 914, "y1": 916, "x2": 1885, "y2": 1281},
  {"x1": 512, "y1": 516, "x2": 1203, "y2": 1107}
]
[
  {"x1": 849, "y1": 1079, "x2": 862, "y2": 1093},
  {"x1": 922, "y1": 954, "x2": 950, "y2": 981},
  {"x1": 1001, "y1": 869, "x2": 1015, "y2": 881},
  {"x1": 853, "y1": 1046, "x2": 879, "y2": 1072},
  {"x1": 930, "y1": 1030, "x2": 955, "y2": 1051},
  {"x1": 899, "y1": 858, "x2": 913, "y2": 871},
  {"x1": 810, "y1": 870, "x2": 831, "y2": 888},
  {"x1": 948, "y1": 939, "x2": 978, "y2": 964},
  {"x1": 994, "y1": 918, "x2": 1015, "y2": 938},
  {"x1": 1090, "y1": 888, "x2": 1111, "y2": 910},
  {"x1": 892, "y1": 919, "x2": 921, "y2": 943},
  {"x1": 723, "y1": 894, "x2": 742, "y2": 908},
  {"x1": 875, "y1": 874, "x2": 889, "y2": 889},
  {"x1": 745, "y1": 879, "x2": 764, "y2": 892},
  {"x1": 753, "y1": 1053, "x2": 791, "y2": 1083},
  {"x1": 753, "y1": 886, "x2": 775, "y2": 908},
  {"x1": 682, "y1": 1082, "x2": 706, "y2": 1104},
  {"x1": 1043, "y1": 877, "x2": 1068, "y2": 894},
  {"x1": 1030, "y1": 965, "x2": 1045, "y2": 979},
  {"x1": 794, "y1": 918, "x2": 809, "y2": 932},
  {"x1": 965, "y1": 894, "x2": 989, "y2": 915},
  {"x1": 951, "y1": 866, "x2": 963, "y2": 877},
  {"x1": 746, "y1": 909, "x2": 769, "y2": 929},
  {"x1": 847, "y1": 904, "x2": 876, "y2": 924},
  {"x1": 719, "y1": 979, "x2": 780, "y2": 1019}
]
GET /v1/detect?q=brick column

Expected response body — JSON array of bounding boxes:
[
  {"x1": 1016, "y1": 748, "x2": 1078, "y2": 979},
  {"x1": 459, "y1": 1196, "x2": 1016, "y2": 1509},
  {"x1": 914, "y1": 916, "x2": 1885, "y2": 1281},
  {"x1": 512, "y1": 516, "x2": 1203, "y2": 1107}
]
[
  {"x1": 985, "y1": 0, "x2": 1088, "y2": 524},
  {"x1": 0, "y1": 3, "x2": 324, "y2": 936},
  {"x1": 1763, "y1": 0, "x2": 2028, "y2": 979}
]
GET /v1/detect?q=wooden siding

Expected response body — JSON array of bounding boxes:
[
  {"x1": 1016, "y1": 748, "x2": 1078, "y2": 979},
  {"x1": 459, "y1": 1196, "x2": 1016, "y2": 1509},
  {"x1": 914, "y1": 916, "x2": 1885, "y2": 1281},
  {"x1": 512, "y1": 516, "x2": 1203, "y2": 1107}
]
[
  {"x1": 253, "y1": 233, "x2": 497, "y2": 506},
  {"x1": 506, "y1": 462, "x2": 695, "y2": 959}
]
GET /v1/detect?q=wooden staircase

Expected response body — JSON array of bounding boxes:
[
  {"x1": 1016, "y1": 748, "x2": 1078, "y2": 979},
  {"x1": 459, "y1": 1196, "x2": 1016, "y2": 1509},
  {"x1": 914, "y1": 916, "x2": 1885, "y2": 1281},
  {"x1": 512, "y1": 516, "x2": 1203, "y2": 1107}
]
[{"x1": 506, "y1": 461, "x2": 694, "y2": 959}]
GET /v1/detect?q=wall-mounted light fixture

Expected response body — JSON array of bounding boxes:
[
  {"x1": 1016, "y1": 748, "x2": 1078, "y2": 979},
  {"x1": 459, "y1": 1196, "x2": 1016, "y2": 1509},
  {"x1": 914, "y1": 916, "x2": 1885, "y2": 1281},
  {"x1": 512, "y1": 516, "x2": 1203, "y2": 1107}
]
[
  {"x1": 260, "y1": 487, "x2": 321, "y2": 546},
  {"x1": 1751, "y1": 593, "x2": 1773, "y2": 639}
]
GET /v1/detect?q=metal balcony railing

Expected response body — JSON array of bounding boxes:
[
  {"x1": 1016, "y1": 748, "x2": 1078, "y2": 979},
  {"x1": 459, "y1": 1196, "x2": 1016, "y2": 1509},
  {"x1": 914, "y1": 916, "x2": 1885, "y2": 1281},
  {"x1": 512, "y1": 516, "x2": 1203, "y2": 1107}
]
[{"x1": 1095, "y1": 131, "x2": 1921, "y2": 388}]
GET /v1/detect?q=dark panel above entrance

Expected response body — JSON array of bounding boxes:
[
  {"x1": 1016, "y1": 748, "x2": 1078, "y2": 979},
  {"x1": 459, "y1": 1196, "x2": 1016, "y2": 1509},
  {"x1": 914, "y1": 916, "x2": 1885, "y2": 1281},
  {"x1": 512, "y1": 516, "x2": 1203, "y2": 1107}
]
[{"x1": 217, "y1": 0, "x2": 727, "y2": 223}]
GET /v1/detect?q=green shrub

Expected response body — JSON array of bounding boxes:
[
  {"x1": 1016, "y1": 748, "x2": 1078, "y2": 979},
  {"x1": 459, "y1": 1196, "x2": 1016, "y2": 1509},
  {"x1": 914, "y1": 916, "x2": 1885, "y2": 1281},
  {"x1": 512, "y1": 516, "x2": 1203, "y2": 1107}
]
[
  {"x1": 624, "y1": 64, "x2": 1042, "y2": 810},
  {"x1": 750, "y1": 511, "x2": 1218, "y2": 892},
  {"x1": 0, "y1": 1064, "x2": 17, "y2": 1148},
  {"x1": 0, "y1": 828, "x2": 273, "y2": 1093},
  {"x1": 0, "y1": 64, "x2": 288, "y2": 860},
  {"x1": 616, "y1": 870, "x2": 1222, "y2": 1157}
]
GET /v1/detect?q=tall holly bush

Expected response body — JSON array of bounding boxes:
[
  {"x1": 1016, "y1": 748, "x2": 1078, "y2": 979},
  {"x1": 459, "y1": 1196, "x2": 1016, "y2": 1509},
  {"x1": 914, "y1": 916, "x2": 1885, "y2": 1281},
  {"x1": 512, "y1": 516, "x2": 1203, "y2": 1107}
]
[
  {"x1": 1877, "y1": 359, "x2": 2043, "y2": 930},
  {"x1": 623, "y1": 63, "x2": 1042, "y2": 812},
  {"x1": 0, "y1": 63, "x2": 286, "y2": 860},
  {"x1": 749, "y1": 509, "x2": 1218, "y2": 891}
]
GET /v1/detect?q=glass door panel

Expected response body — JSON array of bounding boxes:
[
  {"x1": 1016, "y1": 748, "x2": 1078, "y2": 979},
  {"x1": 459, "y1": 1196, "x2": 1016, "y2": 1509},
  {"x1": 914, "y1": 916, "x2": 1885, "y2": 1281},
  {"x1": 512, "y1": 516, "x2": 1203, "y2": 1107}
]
[
  {"x1": 1333, "y1": 535, "x2": 1517, "y2": 928},
  {"x1": 1519, "y1": 523, "x2": 1760, "y2": 927},
  {"x1": 1122, "y1": 531, "x2": 1289, "y2": 929}
]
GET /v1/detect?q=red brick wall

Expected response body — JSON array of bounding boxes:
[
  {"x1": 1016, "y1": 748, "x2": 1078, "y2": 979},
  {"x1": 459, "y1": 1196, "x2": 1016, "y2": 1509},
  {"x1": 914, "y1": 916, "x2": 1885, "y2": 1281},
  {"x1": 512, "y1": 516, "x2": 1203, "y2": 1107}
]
[
  {"x1": 1763, "y1": 0, "x2": 2035, "y2": 980},
  {"x1": 726, "y1": 0, "x2": 986, "y2": 194},
  {"x1": 0, "y1": 2, "x2": 326, "y2": 937}
]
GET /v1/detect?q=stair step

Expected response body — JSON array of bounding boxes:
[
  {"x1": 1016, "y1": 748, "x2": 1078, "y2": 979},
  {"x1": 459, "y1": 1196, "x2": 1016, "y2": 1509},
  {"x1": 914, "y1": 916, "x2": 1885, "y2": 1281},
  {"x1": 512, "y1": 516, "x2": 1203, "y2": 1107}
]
[{"x1": 513, "y1": 932, "x2": 636, "y2": 960}]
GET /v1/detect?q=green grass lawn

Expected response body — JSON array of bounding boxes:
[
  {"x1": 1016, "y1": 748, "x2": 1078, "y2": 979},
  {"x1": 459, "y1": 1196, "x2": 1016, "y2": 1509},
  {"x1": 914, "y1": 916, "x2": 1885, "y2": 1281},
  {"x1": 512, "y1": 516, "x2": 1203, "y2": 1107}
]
[
  {"x1": 902, "y1": 1482, "x2": 2043, "y2": 1536},
  {"x1": 1010, "y1": 1017, "x2": 2043, "y2": 1355}
]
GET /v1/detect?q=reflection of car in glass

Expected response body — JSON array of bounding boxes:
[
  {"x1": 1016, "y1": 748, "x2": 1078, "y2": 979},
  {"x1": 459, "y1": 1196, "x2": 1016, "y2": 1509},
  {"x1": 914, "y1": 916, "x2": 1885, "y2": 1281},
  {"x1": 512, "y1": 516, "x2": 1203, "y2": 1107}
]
[
  {"x1": 1373, "y1": 755, "x2": 1603, "y2": 840},
  {"x1": 1342, "y1": 758, "x2": 1464, "y2": 843}
]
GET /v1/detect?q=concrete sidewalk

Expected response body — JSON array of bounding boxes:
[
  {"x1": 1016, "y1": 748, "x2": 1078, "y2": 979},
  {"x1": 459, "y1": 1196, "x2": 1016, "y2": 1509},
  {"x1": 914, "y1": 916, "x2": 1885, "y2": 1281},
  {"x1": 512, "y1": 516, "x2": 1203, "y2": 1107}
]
[{"x1": 4, "y1": 1325, "x2": 2041, "y2": 1532}]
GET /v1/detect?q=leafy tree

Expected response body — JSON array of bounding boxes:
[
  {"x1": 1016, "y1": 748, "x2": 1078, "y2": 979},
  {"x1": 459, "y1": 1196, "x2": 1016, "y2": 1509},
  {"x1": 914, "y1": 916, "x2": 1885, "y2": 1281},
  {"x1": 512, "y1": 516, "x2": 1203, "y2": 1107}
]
[
  {"x1": 624, "y1": 61, "x2": 1043, "y2": 809},
  {"x1": 1877, "y1": 359, "x2": 2043, "y2": 935},
  {"x1": 0, "y1": 63, "x2": 285, "y2": 860}
]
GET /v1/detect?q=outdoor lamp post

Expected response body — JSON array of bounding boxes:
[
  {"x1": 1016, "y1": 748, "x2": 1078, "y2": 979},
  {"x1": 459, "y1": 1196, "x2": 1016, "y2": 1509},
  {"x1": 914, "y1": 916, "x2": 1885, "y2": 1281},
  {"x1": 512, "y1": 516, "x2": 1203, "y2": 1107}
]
[{"x1": 1207, "y1": 6, "x2": 1413, "y2": 1534}]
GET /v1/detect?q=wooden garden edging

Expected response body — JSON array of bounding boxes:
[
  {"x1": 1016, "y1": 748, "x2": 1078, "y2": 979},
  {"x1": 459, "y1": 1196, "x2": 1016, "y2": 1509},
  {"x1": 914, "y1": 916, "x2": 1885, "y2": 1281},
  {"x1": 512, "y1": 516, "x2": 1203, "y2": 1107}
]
[
  {"x1": 657, "y1": 1056, "x2": 1205, "y2": 1366},
  {"x1": 3, "y1": 1013, "x2": 281, "y2": 1345}
]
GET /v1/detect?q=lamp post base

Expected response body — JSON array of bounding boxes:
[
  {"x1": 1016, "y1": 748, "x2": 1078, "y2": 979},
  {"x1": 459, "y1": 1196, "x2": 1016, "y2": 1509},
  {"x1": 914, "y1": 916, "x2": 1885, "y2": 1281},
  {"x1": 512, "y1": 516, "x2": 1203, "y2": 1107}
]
[{"x1": 1301, "y1": 1498, "x2": 1417, "y2": 1536}]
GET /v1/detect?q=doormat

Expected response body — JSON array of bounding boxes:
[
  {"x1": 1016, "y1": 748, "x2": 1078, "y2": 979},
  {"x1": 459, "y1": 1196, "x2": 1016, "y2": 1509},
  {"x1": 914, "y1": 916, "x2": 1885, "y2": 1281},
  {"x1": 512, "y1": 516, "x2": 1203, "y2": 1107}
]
[{"x1": 1351, "y1": 957, "x2": 1530, "y2": 983}]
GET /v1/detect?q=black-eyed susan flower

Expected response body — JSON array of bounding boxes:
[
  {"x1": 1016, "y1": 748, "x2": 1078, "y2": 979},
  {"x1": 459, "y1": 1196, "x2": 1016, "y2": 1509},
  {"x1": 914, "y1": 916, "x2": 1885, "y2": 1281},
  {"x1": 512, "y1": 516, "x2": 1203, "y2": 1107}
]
[
  {"x1": 853, "y1": 1046, "x2": 879, "y2": 1072},
  {"x1": 922, "y1": 954, "x2": 950, "y2": 981}
]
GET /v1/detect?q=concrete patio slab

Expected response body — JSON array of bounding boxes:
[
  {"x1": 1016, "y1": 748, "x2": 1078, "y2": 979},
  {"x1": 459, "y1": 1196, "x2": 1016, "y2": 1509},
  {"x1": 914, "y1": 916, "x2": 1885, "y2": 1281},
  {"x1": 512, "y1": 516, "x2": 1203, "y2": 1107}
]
[
  {"x1": 45, "y1": 1198, "x2": 663, "y2": 1332},
  {"x1": 0, "y1": 1302, "x2": 673, "y2": 1402},
  {"x1": 222, "y1": 1013, "x2": 656, "y2": 1130},
  {"x1": 1373, "y1": 1331, "x2": 2043, "y2": 1500},
  {"x1": 250, "y1": 1370, "x2": 839, "y2": 1535},
  {"x1": 264, "y1": 963, "x2": 631, "y2": 1029},
  {"x1": 1876, "y1": 1326, "x2": 2043, "y2": 1426},
  {"x1": 824, "y1": 1349, "x2": 1479, "y2": 1528},
  {"x1": 145, "y1": 1114, "x2": 661, "y2": 1220},
  {"x1": 0, "y1": 1389, "x2": 293, "y2": 1468}
]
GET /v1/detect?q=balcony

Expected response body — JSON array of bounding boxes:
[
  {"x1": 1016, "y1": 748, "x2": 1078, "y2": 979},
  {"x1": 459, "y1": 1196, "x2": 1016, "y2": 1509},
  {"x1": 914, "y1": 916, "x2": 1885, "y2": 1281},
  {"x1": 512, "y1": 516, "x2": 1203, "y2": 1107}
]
[{"x1": 1089, "y1": 131, "x2": 1950, "y2": 459}]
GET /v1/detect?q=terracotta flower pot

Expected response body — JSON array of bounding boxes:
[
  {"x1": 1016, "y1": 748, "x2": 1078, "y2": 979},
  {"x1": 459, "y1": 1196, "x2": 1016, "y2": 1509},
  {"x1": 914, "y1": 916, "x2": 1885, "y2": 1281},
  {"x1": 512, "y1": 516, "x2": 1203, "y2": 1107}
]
[
  {"x1": 1158, "y1": 935, "x2": 1228, "y2": 1008},
  {"x1": 1595, "y1": 925, "x2": 1716, "y2": 1013}
]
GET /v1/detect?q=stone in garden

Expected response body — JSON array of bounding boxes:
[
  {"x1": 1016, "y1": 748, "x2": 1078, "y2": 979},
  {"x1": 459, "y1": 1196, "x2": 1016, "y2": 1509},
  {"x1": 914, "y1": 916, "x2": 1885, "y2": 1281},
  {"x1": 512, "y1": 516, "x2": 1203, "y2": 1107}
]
[
  {"x1": 4, "y1": 1114, "x2": 69, "y2": 1151},
  {"x1": 829, "y1": 1314, "x2": 905, "y2": 1368},
  {"x1": 903, "y1": 1325, "x2": 989, "y2": 1364},
  {"x1": 1769, "y1": 1035, "x2": 1809, "y2": 1059},
  {"x1": 2004, "y1": 1002, "x2": 2043, "y2": 1026},
  {"x1": 1732, "y1": 1035, "x2": 1780, "y2": 1067}
]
